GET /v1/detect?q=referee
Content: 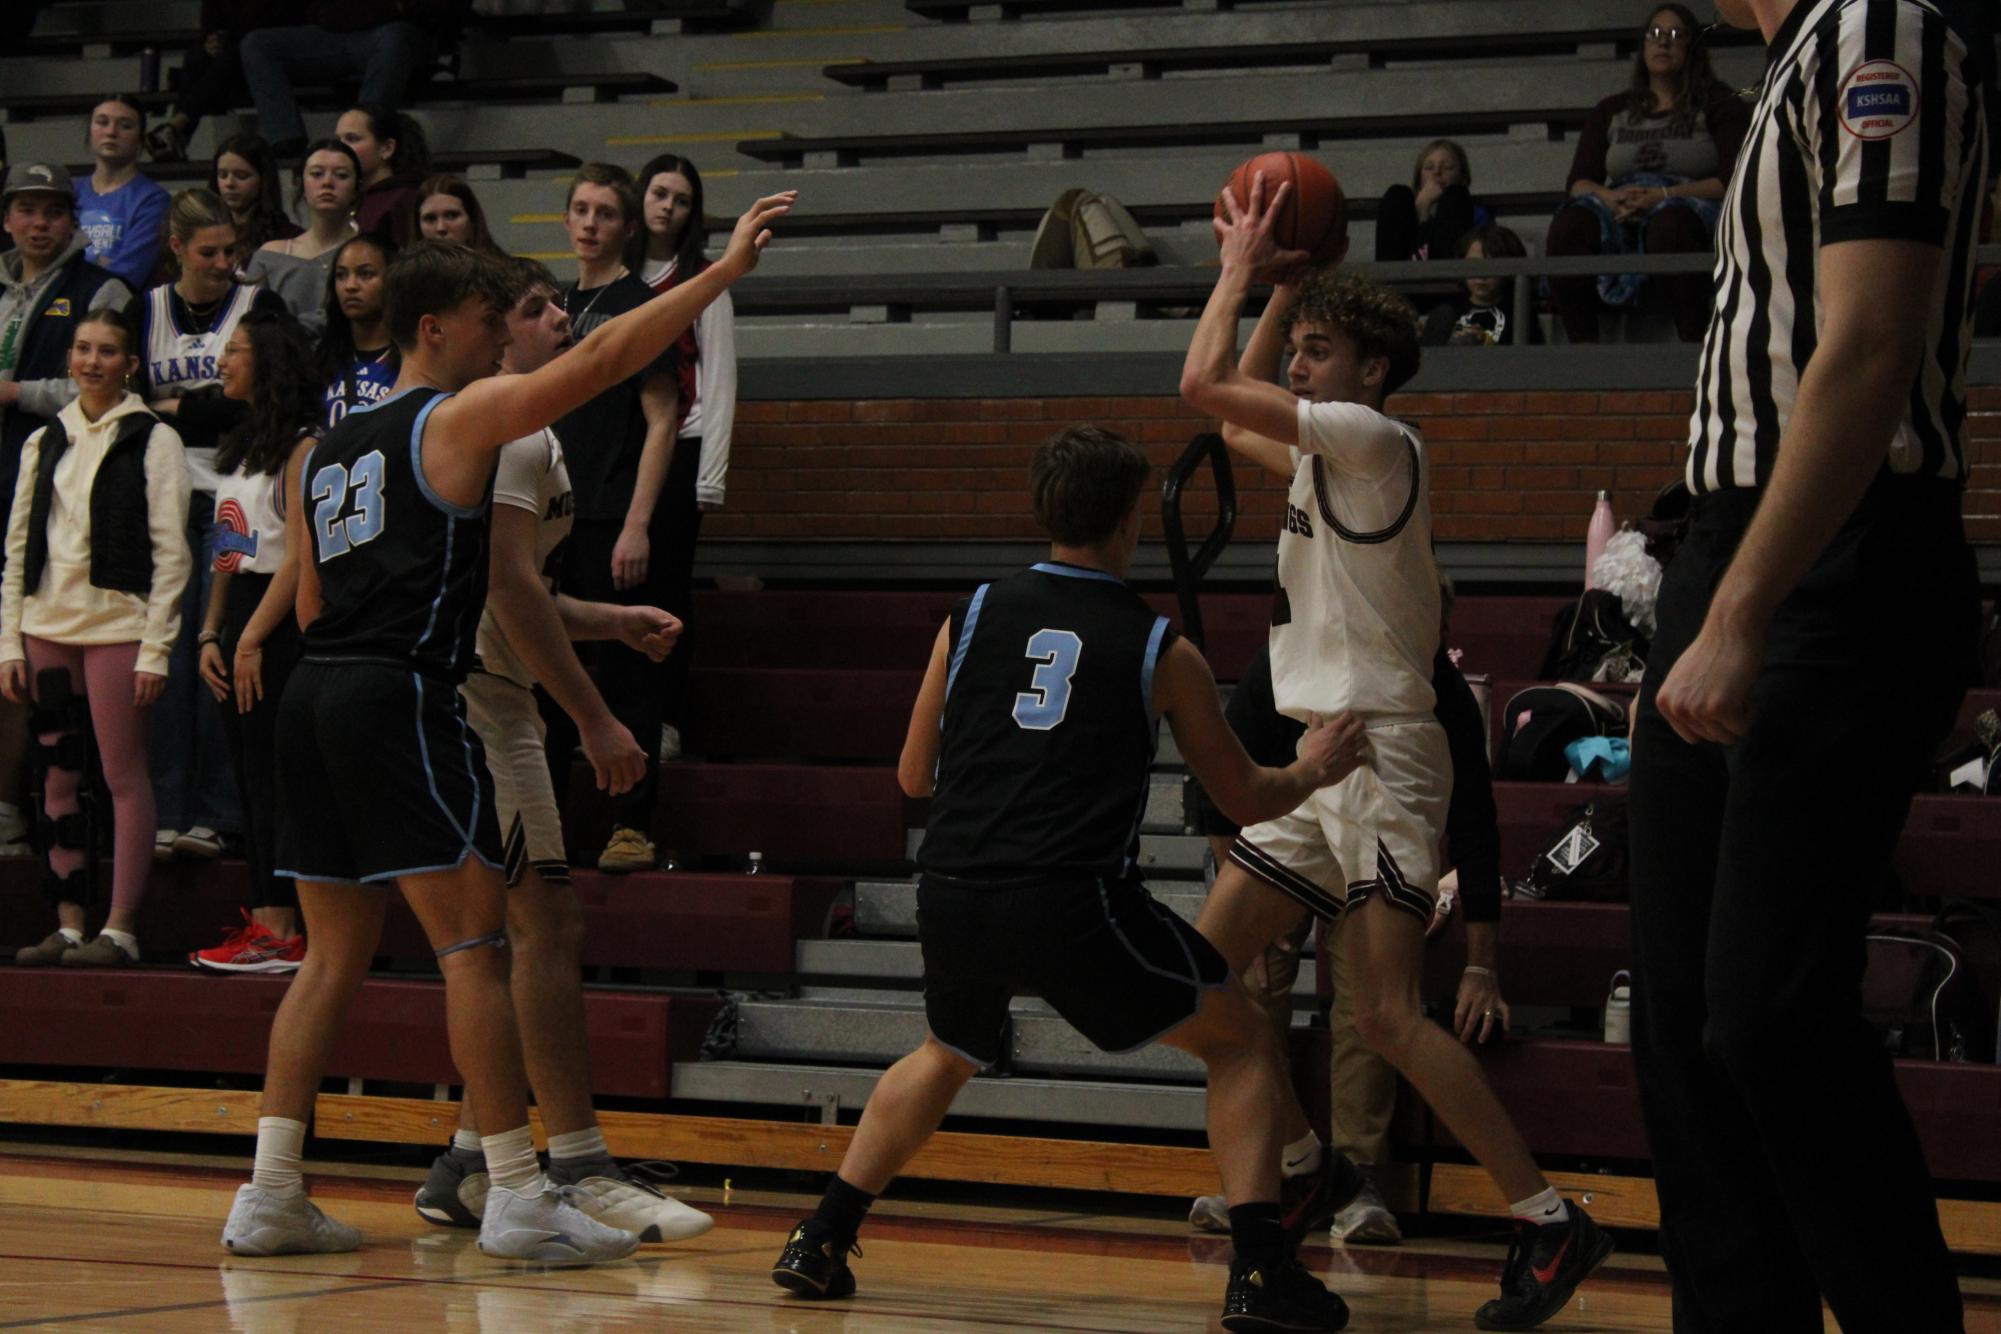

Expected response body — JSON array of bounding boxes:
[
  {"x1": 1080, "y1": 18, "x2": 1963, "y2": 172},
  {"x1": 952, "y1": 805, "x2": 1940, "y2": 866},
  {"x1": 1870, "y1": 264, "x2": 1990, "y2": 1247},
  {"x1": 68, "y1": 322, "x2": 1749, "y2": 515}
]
[{"x1": 1630, "y1": 0, "x2": 1987, "y2": 1329}]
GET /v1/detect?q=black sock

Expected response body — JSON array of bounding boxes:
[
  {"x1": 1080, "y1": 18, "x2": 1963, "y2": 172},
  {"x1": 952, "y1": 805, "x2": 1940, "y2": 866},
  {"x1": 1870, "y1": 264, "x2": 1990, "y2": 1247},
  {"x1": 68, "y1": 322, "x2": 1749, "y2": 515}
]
[
  {"x1": 812, "y1": 1174, "x2": 876, "y2": 1247},
  {"x1": 1229, "y1": 1201, "x2": 1286, "y2": 1273}
]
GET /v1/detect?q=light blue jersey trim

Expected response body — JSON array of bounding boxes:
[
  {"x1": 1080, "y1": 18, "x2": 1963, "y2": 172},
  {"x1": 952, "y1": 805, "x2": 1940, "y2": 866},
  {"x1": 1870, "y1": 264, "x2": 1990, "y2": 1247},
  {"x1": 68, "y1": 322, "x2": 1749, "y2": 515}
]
[
  {"x1": 1031, "y1": 560, "x2": 1122, "y2": 583},
  {"x1": 1139, "y1": 614, "x2": 1170, "y2": 717},
  {"x1": 347, "y1": 385, "x2": 422, "y2": 416},
  {"x1": 944, "y1": 583, "x2": 989, "y2": 700},
  {"x1": 412, "y1": 673, "x2": 481, "y2": 846},
  {"x1": 408, "y1": 391, "x2": 484, "y2": 519},
  {"x1": 414, "y1": 512, "x2": 456, "y2": 652}
]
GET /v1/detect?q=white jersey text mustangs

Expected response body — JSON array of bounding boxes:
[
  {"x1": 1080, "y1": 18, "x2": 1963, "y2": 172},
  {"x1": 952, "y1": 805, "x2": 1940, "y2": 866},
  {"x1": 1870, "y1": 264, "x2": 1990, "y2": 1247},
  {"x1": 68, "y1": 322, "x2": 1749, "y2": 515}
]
[
  {"x1": 473, "y1": 427, "x2": 575, "y2": 689},
  {"x1": 1269, "y1": 398, "x2": 1440, "y2": 722}
]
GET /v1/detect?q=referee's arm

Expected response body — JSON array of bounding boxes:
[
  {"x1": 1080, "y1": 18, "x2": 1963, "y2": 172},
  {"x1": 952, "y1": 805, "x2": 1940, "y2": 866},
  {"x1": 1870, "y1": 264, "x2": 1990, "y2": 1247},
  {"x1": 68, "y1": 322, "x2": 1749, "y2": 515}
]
[{"x1": 1657, "y1": 240, "x2": 1939, "y2": 745}]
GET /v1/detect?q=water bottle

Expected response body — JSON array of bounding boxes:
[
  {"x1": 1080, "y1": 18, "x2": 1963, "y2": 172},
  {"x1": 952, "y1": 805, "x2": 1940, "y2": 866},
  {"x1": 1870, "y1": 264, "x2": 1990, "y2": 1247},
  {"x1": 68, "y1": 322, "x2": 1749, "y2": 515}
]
[
  {"x1": 745, "y1": 851, "x2": 764, "y2": 876},
  {"x1": 1604, "y1": 969, "x2": 1632, "y2": 1045},
  {"x1": 1584, "y1": 490, "x2": 1616, "y2": 588},
  {"x1": 140, "y1": 47, "x2": 160, "y2": 94}
]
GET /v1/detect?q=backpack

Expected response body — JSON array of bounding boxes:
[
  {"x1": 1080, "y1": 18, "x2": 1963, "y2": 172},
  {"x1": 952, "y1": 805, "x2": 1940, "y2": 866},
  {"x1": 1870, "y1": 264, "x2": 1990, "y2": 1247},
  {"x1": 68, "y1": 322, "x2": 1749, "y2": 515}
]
[
  {"x1": 1513, "y1": 797, "x2": 1629, "y2": 902},
  {"x1": 1933, "y1": 900, "x2": 2001, "y2": 1062},
  {"x1": 1496, "y1": 683, "x2": 1627, "y2": 782},
  {"x1": 1029, "y1": 188, "x2": 1156, "y2": 270},
  {"x1": 1862, "y1": 929, "x2": 1986, "y2": 1061},
  {"x1": 1540, "y1": 587, "x2": 1647, "y2": 684}
]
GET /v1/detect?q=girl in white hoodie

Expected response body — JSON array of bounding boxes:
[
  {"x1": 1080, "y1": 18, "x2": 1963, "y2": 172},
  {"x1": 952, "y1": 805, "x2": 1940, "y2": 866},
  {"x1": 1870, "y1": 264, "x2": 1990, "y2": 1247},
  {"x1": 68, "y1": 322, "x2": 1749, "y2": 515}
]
[{"x1": 1, "y1": 306, "x2": 192, "y2": 967}]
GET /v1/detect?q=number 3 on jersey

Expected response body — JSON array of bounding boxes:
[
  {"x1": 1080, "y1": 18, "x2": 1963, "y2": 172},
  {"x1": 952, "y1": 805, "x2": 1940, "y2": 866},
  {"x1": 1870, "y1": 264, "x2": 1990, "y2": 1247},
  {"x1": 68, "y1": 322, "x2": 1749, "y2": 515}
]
[
  {"x1": 1013, "y1": 629, "x2": 1081, "y2": 730},
  {"x1": 311, "y1": 449, "x2": 387, "y2": 561}
]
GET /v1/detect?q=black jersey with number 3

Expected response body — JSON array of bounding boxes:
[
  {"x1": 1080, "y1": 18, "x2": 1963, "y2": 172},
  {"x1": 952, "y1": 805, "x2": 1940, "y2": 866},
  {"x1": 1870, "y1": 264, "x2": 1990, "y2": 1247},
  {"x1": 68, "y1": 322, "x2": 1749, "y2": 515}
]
[
  {"x1": 301, "y1": 386, "x2": 491, "y2": 681},
  {"x1": 918, "y1": 562, "x2": 1175, "y2": 883}
]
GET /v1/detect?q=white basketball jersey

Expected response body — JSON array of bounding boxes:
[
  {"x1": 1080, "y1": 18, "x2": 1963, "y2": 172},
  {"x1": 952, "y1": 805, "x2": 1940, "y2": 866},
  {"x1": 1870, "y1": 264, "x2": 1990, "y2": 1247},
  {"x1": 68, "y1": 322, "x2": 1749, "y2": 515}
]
[
  {"x1": 211, "y1": 463, "x2": 287, "y2": 576},
  {"x1": 1268, "y1": 398, "x2": 1441, "y2": 722},
  {"x1": 474, "y1": 427, "x2": 575, "y2": 689},
  {"x1": 142, "y1": 283, "x2": 258, "y2": 492}
]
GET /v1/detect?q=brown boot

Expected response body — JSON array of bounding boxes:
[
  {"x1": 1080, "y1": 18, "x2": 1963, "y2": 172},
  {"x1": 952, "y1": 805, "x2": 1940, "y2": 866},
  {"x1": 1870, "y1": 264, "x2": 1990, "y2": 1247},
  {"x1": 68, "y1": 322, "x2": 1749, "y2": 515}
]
[
  {"x1": 61, "y1": 934, "x2": 138, "y2": 967},
  {"x1": 14, "y1": 931, "x2": 77, "y2": 966}
]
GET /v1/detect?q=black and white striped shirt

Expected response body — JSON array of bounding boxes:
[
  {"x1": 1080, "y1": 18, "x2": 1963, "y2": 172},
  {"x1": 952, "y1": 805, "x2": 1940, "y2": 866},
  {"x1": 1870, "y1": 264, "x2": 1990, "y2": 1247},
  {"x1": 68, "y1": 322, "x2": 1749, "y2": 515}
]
[{"x1": 1688, "y1": 0, "x2": 1989, "y2": 492}]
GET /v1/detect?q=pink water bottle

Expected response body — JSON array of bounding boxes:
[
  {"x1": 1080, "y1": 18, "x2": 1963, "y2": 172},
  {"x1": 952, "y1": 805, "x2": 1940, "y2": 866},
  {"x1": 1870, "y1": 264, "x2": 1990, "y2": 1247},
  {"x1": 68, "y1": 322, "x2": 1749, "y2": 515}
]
[{"x1": 1584, "y1": 490, "x2": 1616, "y2": 588}]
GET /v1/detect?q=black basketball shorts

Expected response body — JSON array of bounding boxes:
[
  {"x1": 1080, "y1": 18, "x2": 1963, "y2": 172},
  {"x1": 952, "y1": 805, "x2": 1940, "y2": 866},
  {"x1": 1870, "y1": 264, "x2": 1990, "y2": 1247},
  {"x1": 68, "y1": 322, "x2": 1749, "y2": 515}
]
[
  {"x1": 275, "y1": 658, "x2": 503, "y2": 884},
  {"x1": 915, "y1": 873, "x2": 1231, "y2": 1068}
]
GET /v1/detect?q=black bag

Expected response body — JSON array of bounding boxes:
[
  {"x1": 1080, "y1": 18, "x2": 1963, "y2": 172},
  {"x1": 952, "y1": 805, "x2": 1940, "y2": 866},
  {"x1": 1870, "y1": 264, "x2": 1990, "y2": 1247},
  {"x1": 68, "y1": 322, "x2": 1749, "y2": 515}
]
[
  {"x1": 1541, "y1": 588, "x2": 1648, "y2": 683},
  {"x1": 1933, "y1": 900, "x2": 2001, "y2": 1062},
  {"x1": 1863, "y1": 929, "x2": 1985, "y2": 1061},
  {"x1": 1636, "y1": 480, "x2": 1692, "y2": 568},
  {"x1": 1933, "y1": 708, "x2": 2000, "y2": 795},
  {"x1": 1496, "y1": 683, "x2": 1627, "y2": 782},
  {"x1": 1513, "y1": 797, "x2": 1628, "y2": 902}
]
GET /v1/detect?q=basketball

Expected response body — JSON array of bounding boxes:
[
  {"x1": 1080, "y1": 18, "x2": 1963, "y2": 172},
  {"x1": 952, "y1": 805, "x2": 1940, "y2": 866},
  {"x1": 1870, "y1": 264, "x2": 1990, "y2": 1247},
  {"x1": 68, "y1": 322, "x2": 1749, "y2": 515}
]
[{"x1": 1214, "y1": 151, "x2": 1348, "y2": 265}]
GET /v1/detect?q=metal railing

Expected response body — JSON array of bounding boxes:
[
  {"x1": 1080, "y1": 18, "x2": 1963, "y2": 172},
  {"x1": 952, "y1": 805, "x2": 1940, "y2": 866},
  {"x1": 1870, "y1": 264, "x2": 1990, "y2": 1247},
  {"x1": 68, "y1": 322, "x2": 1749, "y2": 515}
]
[{"x1": 1160, "y1": 432, "x2": 1237, "y2": 652}]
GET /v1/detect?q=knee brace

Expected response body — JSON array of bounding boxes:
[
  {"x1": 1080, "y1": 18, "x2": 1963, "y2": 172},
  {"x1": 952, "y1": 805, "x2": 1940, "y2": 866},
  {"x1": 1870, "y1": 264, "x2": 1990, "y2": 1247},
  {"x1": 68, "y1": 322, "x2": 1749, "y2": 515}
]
[
  {"x1": 30, "y1": 668, "x2": 91, "y2": 773},
  {"x1": 434, "y1": 929, "x2": 508, "y2": 960},
  {"x1": 46, "y1": 812, "x2": 90, "y2": 851},
  {"x1": 40, "y1": 861, "x2": 88, "y2": 906}
]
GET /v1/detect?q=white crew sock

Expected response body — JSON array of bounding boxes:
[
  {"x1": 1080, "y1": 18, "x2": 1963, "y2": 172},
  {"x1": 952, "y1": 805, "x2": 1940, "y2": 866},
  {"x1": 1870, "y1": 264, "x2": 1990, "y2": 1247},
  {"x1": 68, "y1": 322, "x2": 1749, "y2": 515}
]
[
  {"x1": 1281, "y1": 1131, "x2": 1323, "y2": 1178},
  {"x1": 251, "y1": 1116, "x2": 307, "y2": 1198},
  {"x1": 482, "y1": 1126, "x2": 544, "y2": 1197},
  {"x1": 547, "y1": 1127, "x2": 610, "y2": 1165},
  {"x1": 99, "y1": 928, "x2": 138, "y2": 960},
  {"x1": 57, "y1": 927, "x2": 84, "y2": 946},
  {"x1": 1509, "y1": 1186, "x2": 1569, "y2": 1226},
  {"x1": 452, "y1": 1127, "x2": 483, "y2": 1156}
]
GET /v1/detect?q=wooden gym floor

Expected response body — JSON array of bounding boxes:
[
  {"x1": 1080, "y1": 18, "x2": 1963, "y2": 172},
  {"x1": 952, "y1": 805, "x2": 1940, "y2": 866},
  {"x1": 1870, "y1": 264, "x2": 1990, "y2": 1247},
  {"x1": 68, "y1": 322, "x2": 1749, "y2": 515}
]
[{"x1": 4, "y1": 1144, "x2": 2001, "y2": 1332}]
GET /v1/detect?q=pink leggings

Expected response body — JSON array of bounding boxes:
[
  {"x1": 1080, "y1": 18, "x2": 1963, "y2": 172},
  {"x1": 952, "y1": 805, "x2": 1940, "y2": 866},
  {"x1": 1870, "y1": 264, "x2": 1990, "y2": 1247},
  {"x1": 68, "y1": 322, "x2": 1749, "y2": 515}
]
[{"x1": 25, "y1": 637, "x2": 154, "y2": 914}]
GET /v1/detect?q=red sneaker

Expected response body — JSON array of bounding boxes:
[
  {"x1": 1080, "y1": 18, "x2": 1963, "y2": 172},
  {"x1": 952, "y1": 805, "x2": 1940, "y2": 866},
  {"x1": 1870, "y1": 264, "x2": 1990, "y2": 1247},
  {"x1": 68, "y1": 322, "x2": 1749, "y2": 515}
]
[{"x1": 190, "y1": 909, "x2": 305, "y2": 974}]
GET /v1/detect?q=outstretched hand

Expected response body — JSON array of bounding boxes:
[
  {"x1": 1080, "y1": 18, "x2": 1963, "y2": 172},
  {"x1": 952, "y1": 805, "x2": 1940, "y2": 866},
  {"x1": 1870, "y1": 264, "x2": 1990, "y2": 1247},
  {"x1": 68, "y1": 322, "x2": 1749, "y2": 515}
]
[
  {"x1": 1213, "y1": 172, "x2": 1313, "y2": 284},
  {"x1": 720, "y1": 191, "x2": 799, "y2": 279}
]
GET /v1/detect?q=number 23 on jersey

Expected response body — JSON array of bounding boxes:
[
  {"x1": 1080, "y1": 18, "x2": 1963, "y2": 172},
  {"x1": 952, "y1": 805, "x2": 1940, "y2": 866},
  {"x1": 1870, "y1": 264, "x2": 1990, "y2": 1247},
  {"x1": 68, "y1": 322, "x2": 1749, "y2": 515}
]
[
  {"x1": 1014, "y1": 629, "x2": 1081, "y2": 730},
  {"x1": 311, "y1": 449, "x2": 387, "y2": 561}
]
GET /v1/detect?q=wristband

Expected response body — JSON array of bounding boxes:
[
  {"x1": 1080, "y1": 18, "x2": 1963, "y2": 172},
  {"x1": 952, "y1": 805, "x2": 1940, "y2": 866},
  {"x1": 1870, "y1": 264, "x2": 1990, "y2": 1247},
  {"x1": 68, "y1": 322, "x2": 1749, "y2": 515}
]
[
  {"x1": 1463, "y1": 965, "x2": 1495, "y2": 978},
  {"x1": 197, "y1": 630, "x2": 221, "y2": 646}
]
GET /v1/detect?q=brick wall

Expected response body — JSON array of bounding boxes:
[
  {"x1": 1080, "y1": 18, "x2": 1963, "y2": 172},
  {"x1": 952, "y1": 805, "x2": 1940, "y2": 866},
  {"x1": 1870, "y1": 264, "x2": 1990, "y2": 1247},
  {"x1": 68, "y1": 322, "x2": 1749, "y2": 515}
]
[{"x1": 713, "y1": 388, "x2": 2001, "y2": 544}]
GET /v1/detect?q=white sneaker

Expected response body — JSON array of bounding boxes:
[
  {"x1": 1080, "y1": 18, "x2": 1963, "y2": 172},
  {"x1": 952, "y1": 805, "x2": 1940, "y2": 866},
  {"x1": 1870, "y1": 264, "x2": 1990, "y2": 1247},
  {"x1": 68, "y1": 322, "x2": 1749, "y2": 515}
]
[
  {"x1": 1188, "y1": 1192, "x2": 1229, "y2": 1234},
  {"x1": 173, "y1": 826, "x2": 225, "y2": 858},
  {"x1": 560, "y1": 1168, "x2": 714, "y2": 1242},
  {"x1": 1330, "y1": 1177, "x2": 1403, "y2": 1246},
  {"x1": 155, "y1": 828, "x2": 181, "y2": 862},
  {"x1": 221, "y1": 1183, "x2": 361, "y2": 1255},
  {"x1": 476, "y1": 1182, "x2": 640, "y2": 1265}
]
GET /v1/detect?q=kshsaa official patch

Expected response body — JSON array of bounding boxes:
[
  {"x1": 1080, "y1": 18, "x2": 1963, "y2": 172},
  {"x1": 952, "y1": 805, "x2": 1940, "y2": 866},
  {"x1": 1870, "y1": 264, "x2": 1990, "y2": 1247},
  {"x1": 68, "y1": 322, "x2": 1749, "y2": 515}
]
[{"x1": 1838, "y1": 59, "x2": 1918, "y2": 140}]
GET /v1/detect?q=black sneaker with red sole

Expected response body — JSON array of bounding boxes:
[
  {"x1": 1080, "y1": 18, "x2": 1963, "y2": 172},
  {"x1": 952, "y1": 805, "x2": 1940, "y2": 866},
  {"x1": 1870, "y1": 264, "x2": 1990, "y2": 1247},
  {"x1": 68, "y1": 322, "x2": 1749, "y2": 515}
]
[{"x1": 1473, "y1": 1203, "x2": 1615, "y2": 1330}]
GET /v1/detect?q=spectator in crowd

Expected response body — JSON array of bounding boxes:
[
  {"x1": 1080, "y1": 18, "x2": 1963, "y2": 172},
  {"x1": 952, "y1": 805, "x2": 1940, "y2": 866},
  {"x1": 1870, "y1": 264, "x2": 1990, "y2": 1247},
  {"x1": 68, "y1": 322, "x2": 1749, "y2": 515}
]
[
  {"x1": 316, "y1": 234, "x2": 398, "y2": 427},
  {"x1": 133, "y1": 189, "x2": 286, "y2": 865},
  {"x1": 1421, "y1": 223, "x2": 1541, "y2": 347},
  {"x1": 1375, "y1": 139, "x2": 1488, "y2": 263},
  {"x1": 208, "y1": 134, "x2": 301, "y2": 265},
  {"x1": 544, "y1": 163, "x2": 681, "y2": 873},
  {"x1": 1544, "y1": 5, "x2": 1749, "y2": 342},
  {"x1": 410, "y1": 174, "x2": 501, "y2": 252},
  {"x1": 244, "y1": 140, "x2": 361, "y2": 331},
  {"x1": 338, "y1": 104, "x2": 430, "y2": 245},
  {"x1": 0, "y1": 163, "x2": 134, "y2": 862},
  {"x1": 75, "y1": 97, "x2": 170, "y2": 290},
  {"x1": 631, "y1": 153, "x2": 737, "y2": 762},
  {"x1": 238, "y1": 2, "x2": 462, "y2": 159},
  {"x1": 190, "y1": 309, "x2": 319, "y2": 973},
  {"x1": 3, "y1": 306, "x2": 191, "y2": 968},
  {"x1": 146, "y1": 3, "x2": 266, "y2": 164}
]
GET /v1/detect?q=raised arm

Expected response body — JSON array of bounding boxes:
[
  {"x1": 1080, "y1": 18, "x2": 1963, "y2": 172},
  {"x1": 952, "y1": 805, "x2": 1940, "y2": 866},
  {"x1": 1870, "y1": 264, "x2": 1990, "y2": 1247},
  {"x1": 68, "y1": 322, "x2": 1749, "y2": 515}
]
[
  {"x1": 420, "y1": 193, "x2": 793, "y2": 501},
  {"x1": 1181, "y1": 176, "x2": 1309, "y2": 445},
  {"x1": 1153, "y1": 637, "x2": 1365, "y2": 826},
  {"x1": 897, "y1": 621, "x2": 951, "y2": 798}
]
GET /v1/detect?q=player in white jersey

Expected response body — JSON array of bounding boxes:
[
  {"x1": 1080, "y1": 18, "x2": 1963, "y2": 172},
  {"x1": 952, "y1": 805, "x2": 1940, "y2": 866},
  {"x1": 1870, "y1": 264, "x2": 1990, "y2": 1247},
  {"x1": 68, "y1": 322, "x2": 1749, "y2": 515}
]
[
  {"x1": 409, "y1": 259, "x2": 713, "y2": 1244},
  {"x1": 1180, "y1": 177, "x2": 1607, "y2": 1330}
]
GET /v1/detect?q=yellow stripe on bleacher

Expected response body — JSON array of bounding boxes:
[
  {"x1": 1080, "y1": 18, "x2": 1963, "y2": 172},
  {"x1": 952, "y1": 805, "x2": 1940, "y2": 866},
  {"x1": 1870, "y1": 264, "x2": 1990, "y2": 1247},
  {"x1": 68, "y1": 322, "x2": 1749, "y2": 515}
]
[
  {"x1": 648, "y1": 92, "x2": 827, "y2": 107},
  {"x1": 695, "y1": 56, "x2": 867, "y2": 71},
  {"x1": 730, "y1": 23, "x2": 905, "y2": 38},
  {"x1": 511, "y1": 213, "x2": 566, "y2": 224},
  {"x1": 607, "y1": 130, "x2": 784, "y2": 146}
]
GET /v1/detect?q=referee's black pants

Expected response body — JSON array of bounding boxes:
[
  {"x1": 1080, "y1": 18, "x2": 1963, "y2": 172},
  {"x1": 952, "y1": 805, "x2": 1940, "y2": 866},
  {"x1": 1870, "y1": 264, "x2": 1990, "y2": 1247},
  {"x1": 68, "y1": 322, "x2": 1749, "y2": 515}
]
[{"x1": 1629, "y1": 479, "x2": 1973, "y2": 1332}]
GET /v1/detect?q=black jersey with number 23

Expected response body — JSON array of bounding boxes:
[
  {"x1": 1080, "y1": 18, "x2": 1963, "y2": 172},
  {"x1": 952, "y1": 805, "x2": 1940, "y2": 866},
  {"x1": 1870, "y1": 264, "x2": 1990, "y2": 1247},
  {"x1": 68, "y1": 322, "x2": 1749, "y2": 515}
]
[
  {"x1": 301, "y1": 386, "x2": 491, "y2": 681},
  {"x1": 918, "y1": 562, "x2": 1175, "y2": 883}
]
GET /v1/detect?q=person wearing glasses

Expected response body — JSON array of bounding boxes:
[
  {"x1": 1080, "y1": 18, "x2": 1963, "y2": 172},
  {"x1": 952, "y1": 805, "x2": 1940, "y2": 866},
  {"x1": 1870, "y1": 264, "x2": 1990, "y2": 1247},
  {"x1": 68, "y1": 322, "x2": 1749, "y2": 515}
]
[{"x1": 1544, "y1": 4, "x2": 1750, "y2": 342}]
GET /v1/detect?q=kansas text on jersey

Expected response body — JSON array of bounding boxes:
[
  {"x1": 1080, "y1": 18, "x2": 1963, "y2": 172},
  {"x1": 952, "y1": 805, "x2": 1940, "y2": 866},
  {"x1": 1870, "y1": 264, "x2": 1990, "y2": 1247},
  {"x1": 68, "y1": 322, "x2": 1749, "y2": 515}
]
[
  {"x1": 301, "y1": 386, "x2": 491, "y2": 681},
  {"x1": 918, "y1": 563, "x2": 1174, "y2": 882},
  {"x1": 1689, "y1": 0, "x2": 1989, "y2": 491}
]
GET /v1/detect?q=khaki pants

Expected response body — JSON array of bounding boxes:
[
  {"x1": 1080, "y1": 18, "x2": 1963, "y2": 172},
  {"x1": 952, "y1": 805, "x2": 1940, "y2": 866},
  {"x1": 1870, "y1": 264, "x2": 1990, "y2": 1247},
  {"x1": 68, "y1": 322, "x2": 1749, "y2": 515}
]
[{"x1": 1248, "y1": 912, "x2": 1397, "y2": 1170}]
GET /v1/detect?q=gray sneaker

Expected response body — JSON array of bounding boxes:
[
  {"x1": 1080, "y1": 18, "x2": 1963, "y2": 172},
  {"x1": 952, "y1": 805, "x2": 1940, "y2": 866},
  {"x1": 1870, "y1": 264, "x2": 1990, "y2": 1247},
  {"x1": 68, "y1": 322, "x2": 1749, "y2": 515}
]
[
  {"x1": 1330, "y1": 1176, "x2": 1402, "y2": 1246},
  {"x1": 477, "y1": 1182, "x2": 641, "y2": 1265},
  {"x1": 414, "y1": 1148, "x2": 487, "y2": 1228},
  {"x1": 1188, "y1": 1192, "x2": 1230, "y2": 1234},
  {"x1": 222, "y1": 1183, "x2": 362, "y2": 1255},
  {"x1": 14, "y1": 931, "x2": 77, "y2": 966}
]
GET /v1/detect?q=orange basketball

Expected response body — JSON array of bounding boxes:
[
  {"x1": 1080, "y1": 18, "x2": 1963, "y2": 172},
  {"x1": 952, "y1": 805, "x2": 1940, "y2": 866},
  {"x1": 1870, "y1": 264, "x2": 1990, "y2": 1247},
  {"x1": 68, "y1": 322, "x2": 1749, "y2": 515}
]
[{"x1": 1214, "y1": 152, "x2": 1348, "y2": 266}]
